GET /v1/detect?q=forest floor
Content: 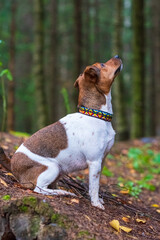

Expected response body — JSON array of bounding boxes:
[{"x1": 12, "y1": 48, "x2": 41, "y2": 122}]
[{"x1": 0, "y1": 132, "x2": 160, "y2": 240}]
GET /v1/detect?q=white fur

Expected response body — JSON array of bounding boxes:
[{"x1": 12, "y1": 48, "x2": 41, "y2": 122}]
[{"x1": 16, "y1": 91, "x2": 115, "y2": 209}]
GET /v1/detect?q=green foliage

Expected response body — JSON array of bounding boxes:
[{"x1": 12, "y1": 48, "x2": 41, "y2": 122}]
[
  {"x1": 0, "y1": 62, "x2": 13, "y2": 132},
  {"x1": 128, "y1": 147, "x2": 160, "y2": 174},
  {"x1": 118, "y1": 174, "x2": 155, "y2": 198},
  {"x1": 2, "y1": 194, "x2": 11, "y2": 200},
  {"x1": 107, "y1": 154, "x2": 114, "y2": 159},
  {"x1": 10, "y1": 131, "x2": 30, "y2": 138},
  {"x1": 0, "y1": 69, "x2": 13, "y2": 81},
  {"x1": 102, "y1": 166, "x2": 114, "y2": 177},
  {"x1": 61, "y1": 88, "x2": 71, "y2": 114}
]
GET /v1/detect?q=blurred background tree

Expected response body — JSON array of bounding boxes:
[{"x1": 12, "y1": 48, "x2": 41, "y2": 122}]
[{"x1": 0, "y1": 0, "x2": 160, "y2": 140}]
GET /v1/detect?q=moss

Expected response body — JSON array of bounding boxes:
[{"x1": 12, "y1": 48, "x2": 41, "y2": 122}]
[
  {"x1": 35, "y1": 200, "x2": 51, "y2": 217},
  {"x1": 77, "y1": 230, "x2": 95, "y2": 239},
  {"x1": 78, "y1": 230, "x2": 90, "y2": 237},
  {"x1": 19, "y1": 205, "x2": 28, "y2": 212},
  {"x1": 51, "y1": 213, "x2": 67, "y2": 228},
  {"x1": 22, "y1": 196, "x2": 37, "y2": 208},
  {"x1": 30, "y1": 215, "x2": 40, "y2": 237},
  {"x1": 51, "y1": 213, "x2": 60, "y2": 222}
]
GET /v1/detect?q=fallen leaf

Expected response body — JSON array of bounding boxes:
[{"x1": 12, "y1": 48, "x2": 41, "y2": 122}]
[
  {"x1": 1, "y1": 145, "x2": 8, "y2": 150},
  {"x1": 0, "y1": 178, "x2": 8, "y2": 187},
  {"x1": 120, "y1": 225, "x2": 132, "y2": 233},
  {"x1": 5, "y1": 138, "x2": 11, "y2": 143},
  {"x1": 136, "y1": 218, "x2": 146, "y2": 223},
  {"x1": 122, "y1": 217, "x2": 130, "y2": 223},
  {"x1": 84, "y1": 215, "x2": 91, "y2": 221},
  {"x1": 151, "y1": 204, "x2": 159, "y2": 208},
  {"x1": 5, "y1": 172, "x2": 14, "y2": 176},
  {"x1": 112, "y1": 193, "x2": 118, "y2": 197},
  {"x1": 156, "y1": 209, "x2": 160, "y2": 213},
  {"x1": 109, "y1": 220, "x2": 120, "y2": 232},
  {"x1": 71, "y1": 198, "x2": 79, "y2": 204},
  {"x1": 120, "y1": 189, "x2": 129, "y2": 194}
]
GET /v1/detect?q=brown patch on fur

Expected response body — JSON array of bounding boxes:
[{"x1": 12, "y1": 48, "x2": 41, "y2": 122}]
[
  {"x1": 11, "y1": 152, "x2": 47, "y2": 189},
  {"x1": 24, "y1": 121, "x2": 68, "y2": 158},
  {"x1": 74, "y1": 57, "x2": 122, "y2": 109}
]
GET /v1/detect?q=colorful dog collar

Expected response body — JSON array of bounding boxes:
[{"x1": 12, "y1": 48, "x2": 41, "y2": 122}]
[{"x1": 78, "y1": 106, "x2": 113, "y2": 122}]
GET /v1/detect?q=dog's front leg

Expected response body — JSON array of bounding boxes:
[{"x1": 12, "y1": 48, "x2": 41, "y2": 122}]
[{"x1": 87, "y1": 160, "x2": 104, "y2": 210}]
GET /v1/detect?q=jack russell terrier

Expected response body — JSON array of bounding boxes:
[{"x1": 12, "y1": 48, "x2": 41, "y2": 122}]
[{"x1": 0, "y1": 55, "x2": 123, "y2": 210}]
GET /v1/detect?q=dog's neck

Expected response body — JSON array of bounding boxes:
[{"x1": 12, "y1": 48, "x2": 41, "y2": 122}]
[
  {"x1": 78, "y1": 87, "x2": 113, "y2": 114},
  {"x1": 78, "y1": 84, "x2": 113, "y2": 114},
  {"x1": 100, "y1": 90, "x2": 113, "y2": 114}
]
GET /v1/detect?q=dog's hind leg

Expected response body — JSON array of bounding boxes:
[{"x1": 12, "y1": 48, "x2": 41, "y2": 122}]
[{"x1": 34, "y1": 163, "x2": 75, "y2": 196}]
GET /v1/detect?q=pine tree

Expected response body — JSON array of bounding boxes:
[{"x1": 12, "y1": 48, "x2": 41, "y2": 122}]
[{"x1": 131, "y1": 0, "x2": 145, "y2": 138}]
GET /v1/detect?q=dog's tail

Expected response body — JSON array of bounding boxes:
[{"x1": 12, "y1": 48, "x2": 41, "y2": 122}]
[{"x1": 0, "y1": 147, "x2": 11, "y2": 171}]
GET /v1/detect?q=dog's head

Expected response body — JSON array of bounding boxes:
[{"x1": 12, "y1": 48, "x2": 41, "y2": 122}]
[{"x1": 74, "y1": 56, "x2": 123, "y2": 109}]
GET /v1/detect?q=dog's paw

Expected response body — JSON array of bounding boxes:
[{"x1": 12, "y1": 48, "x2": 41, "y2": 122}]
[
  {"x1": 91, "y1": 201, "x2": 105, "y2": 210},
  {"x1": 99, "y1": 197, "x2": 104, "y2": 204}
]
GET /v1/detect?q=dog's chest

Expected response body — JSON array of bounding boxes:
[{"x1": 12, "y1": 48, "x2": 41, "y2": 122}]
[{"x1": 60, "y1": 113, "x2": 115, "y2": 162}]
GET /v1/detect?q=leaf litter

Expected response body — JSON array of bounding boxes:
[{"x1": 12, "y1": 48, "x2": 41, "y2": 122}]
[{"x1": 0, "y1": 133, "x2": 160, "y2": 239}]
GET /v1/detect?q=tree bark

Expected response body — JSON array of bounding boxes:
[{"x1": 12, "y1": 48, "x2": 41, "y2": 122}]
[
  {"x1": 33, "y1": 0, "x2": 48, "y2": 129},
  {"x1": 151, "y1": 0, "x2": 160, "y2": 136},
  {"x1": 73, "y1": 0, "x2": 83, "y2": 77},
  {"x1": 83, "y1": 0, "x2": 91, "y2": 66},
  {"x1": 94, "y1": 0, "x2": 100, "y2": 61},
  {"x1": 112, "y1": 0, "x2": 128, "y2": 140},
  {"x1": 49, "y1": 0, "x2": 59, "y2": 123},
  {"x1": 7, "y1": 0, "x2": 16, "y2": 131},
  {"x1": 131, "y1": 0, "x2": 145, "y2": 139}
]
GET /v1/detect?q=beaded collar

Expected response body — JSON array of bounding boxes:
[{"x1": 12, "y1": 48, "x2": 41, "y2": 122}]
[{"x1": 78, "y1": 106, "x2": 113, "y2": 122}]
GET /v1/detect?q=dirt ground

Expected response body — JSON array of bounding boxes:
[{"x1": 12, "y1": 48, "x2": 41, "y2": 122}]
[{"x1": 0, "y1": 132, "x2": 160, "y2": 240}]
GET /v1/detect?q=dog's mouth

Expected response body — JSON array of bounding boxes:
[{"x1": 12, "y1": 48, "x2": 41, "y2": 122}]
[{"x1": 114, "y1": 63, "x2": 123, "y2": 75}]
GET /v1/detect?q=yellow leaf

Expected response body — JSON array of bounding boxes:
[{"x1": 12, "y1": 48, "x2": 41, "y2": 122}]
[
  {"x1": 109, "y1": 220, "x2": 120, "y2": 232},
  {"x1": 112, "y1": 194, "x2": 118, "y2": 197},
  {"x1": 136, "y1": 218, "x2": 146, "y2": 223},
  {"x1": 151, "y1": 204, "x2": 159, "y2": 208},
  {"x1": 156, "y1": 209, "x2": 160, "y2": 213},
  {"x1": 120, "y1": 225, "x2": 132, "y2": 233},
  {"x1": 120, "y1": 189, "x2": 129, "y2": 194},
  {"x1": 84, "y1": 214, "x2": 91, "y2": 221},
  {"x1": 0, "y1": 178, "x2": 8, "y2": 187},
  {"x1": 5, "y1": 172, "x2": 14, "y2": 176},
  {"x1": 122, "y1": 217, "x2": 130, "y2": 223},
  {"x1": 1, "y1": 145, "x2": 8, "y2": 150},
  {"x1": 71, "y1": 199, "x2": 79, "y2": 204}
]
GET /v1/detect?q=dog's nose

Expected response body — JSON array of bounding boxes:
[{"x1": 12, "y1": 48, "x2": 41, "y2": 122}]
[{"x1": 114, "y1": 55, "x2": 120, "y2": 59}]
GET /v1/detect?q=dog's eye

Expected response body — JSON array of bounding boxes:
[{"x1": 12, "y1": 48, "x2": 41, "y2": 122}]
[{"x1": 100, "y1": 63, "x2": 105, "y2": 68}]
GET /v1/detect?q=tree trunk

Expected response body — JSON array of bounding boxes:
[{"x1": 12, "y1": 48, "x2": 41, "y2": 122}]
[
  {"x1": 83, "y1": 0, "x2": 91, "y2": 66},
  {"x1": 131, "y1": 0, "x2": 145, "y2": 139},
  {"x1": 48, "y1": 0, "x2": 59, "y2": 123},
  {"x1": 73, "y1": 0, "x2": 83, "y2": 77},
  {"x1": 151, "y1": 0, "x2": 160, "y2": 136},
  {"x1": 73, "y1": 0, "x2": 83, "y2": 106},
  {"x1": 33, "y1": 0, "x2": 48, "y2": 129},
  {"x1": 93, "y1": 0, "x2": 100, "y2": 61},
  {"x1": 112, "y1": 0, "x2": 128, "y2": 140},
  {"x1": 7, "y1": 0, "x2": 16, "y2": 131}
]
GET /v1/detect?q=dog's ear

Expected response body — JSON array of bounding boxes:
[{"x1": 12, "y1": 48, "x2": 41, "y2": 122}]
[
  {"x1": 74, "y1": 73, "x2": 83, "y2": 88},
  {"x1": 74, "y1": 79, "x2": 79, "y2": 88},
  {"x1": 84, "y1": 66, "x2": 100, "y2": 84}
]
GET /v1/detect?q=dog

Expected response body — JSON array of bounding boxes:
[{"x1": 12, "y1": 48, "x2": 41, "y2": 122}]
[{"x1": 0, "y1": 55, "x2": 123, "y2": 210}]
